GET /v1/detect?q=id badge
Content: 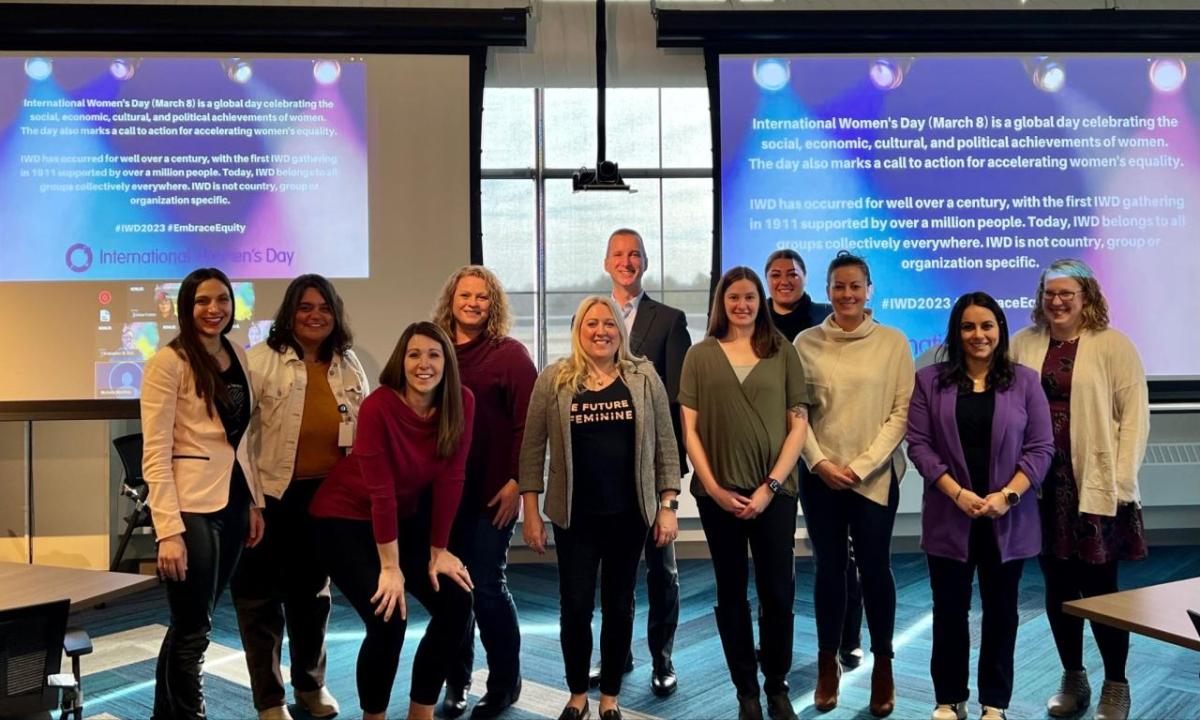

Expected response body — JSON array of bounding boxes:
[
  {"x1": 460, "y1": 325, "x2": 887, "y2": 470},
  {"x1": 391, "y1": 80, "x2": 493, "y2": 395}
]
[{"x1": 338, "y1": 420, "x2": 355, "y2": 448}]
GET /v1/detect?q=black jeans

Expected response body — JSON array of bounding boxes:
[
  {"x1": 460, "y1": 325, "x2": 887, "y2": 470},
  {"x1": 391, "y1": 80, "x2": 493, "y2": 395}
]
[
  {"x1": 552, "y1": 510, "x2": 648, "y2": 696},
  {"x1": 697, "y1": 492, "x2": 797, "y2": 697},
  {"x1": 642, "y1": 531, "x2": 680, "y2": 673},
  {"x1": 927, "y1": 521, "x2": 1025, "y2": 708},
  {"x1": 447, "y1": 514, "x2": 522, "y2": 694},
  {"x1": 154, "y1": 506, "x2": 248, "y2": 720},
  {"x1": 230, "y1": 478, "x2": 330, "y2": 711},
  {"x1": 799, "y1": 472, "x2": 899, "y2": 657},
  {"x1": 317, "y1": 516, "x2": 473, "y2": 713},
  {"x1": 1039, "y1": 555, "x2": 1128, "y2": 682}
]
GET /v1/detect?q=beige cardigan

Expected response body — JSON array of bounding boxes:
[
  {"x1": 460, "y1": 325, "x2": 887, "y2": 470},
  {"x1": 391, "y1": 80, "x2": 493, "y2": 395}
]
[
  {"x1": 141, "y1": 343, "x2": 264, "y2": 540},
  {"x1": 518, "y1": 358, "x2": 681, "y2": 529},
  {"x1": 1010, "y1": 326, "x2": 1149, "y2": 516},
  {"x1": 794, "y1": 314, "x2": 915, "y2": 506}
]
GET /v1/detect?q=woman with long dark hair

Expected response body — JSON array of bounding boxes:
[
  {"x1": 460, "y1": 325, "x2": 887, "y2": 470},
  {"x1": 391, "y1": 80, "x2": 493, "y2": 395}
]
[
  {"x1": 231, "y1": 274, "x2": 367, "y2": 720},
  {"x1": 679, "y1": 267, "x2": 809, "y2": 720},
  {"x1": 141, "y1": 267, "x2": 265, "y2": 719},
  {"x1": 907, "y1": 292, "x2": 1054, "y2": 720},
  {"x1": 310, "y1": 321, "x2": 475, "y2": 720}
]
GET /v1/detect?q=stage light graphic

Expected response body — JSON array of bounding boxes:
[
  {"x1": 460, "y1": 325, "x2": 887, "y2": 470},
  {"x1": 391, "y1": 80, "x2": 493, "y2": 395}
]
[
  {"x1": 25, "y1": 57, "x2": 53, "y2": 81},
  {"x1": 109, "y1": 58, "x2": 142, "y2": 81},
  {"x1": 753, "y1": 58, "x2": 790, "y2": 92},
  {"x1": 223, "y1": 58, "x2": 253, "y2": 84},
  {"x1": 1028, "y1": 56, "x2": 1066, "y2": 93},
  {"x1": 869, "y1": 58, "x2": 913, "y2": 91},
  {"x1": 1149, "y1": 58, "x2": 1186, "y2": 93},
  {"x1": 313, "y1": 60, "x2": 341, "y2": 85}
]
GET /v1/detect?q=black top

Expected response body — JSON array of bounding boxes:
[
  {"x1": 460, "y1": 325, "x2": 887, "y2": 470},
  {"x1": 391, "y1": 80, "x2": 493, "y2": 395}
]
[
  {"x1": 769, "y1": 294, "x2": 832, "y2": 342},
  {"x1": 570, "y1": 379, "x2": 637, "y2": 516},
  {"x1": 955, "y1": 388, "x2": 995, "y2": 497},
  {"x1": 217, "y1": 337, "x2": 251, "y2": 513}
]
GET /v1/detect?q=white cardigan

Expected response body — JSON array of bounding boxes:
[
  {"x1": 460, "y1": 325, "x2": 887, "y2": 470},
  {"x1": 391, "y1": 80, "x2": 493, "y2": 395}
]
[{"x1": 1010, "y1": 326, "x2": 1149, "y2": 516}]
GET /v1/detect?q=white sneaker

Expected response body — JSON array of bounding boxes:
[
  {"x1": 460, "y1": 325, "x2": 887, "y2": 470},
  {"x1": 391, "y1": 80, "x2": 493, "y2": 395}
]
[
  {"x1": 980, "y1": 706, "x2": 1006, "y2": 720},
  {"x1": 931, "y1": 701, "x2": 967, "y2": 720}
]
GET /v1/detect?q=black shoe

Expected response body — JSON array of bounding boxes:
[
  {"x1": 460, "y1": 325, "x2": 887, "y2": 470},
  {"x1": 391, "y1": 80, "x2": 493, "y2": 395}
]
[
  {"x1": 599, "y1": 707, "x2": 624, "y2": 720},
  {"x1": 650, "y1": 665, "x2": 677, "y2": 697},
  {"x1": 765, "y1": 688, "x2": 797, "y2": 720},
  {"x1": 443, "y1": 683, "x2": 469, "y2": 719},
  {"x1": 557, "y1": 701, "x2": 590, "y2": 720},
  {"x1": 471, "y1": 677, "x2": 522, "y2": 718},
  {"x1": 587, "y1": 657, "x2": 634, "y2": 689},
  {"x1": 839, "y1": 647, "x2": 864, "y2": 670},
  {"x1": 737, "y1": 693, "x2": 764, "y2": 720}
]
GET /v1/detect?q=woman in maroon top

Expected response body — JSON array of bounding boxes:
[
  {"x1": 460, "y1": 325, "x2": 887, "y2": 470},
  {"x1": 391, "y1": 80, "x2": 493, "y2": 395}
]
[
  {"x1": 310, "y1": 321, "x2": 476, "y2": 720},
  {"x1": 434, "y1": 266, "x2": 537, "y2": 718}
]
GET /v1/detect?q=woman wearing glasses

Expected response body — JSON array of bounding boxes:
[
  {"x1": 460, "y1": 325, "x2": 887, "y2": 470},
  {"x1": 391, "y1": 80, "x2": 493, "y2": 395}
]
[{"x1": 1011, "y1": 259, "x2": 1150, "y2": 720}]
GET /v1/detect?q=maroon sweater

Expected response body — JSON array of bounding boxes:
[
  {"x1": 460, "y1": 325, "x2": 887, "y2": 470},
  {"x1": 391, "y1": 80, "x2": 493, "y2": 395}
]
[
  {"x1": 455, "y1": 334, "x2": 537, "y2": 518},
  {"x1": 310, "y1": 385, "x2": 475, "y2": 548}
]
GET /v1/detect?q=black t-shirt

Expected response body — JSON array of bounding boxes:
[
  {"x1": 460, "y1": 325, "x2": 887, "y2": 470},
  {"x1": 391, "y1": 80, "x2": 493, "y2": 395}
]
[
  {"x1": 955, "y1": 388, "x2": 995, "y2": 498},
  {"x1": 769, "y1": 295, "x2": 818, "y2": 342},
  {"x1": 570, "y1": 379, "x2": 637, "y2": 516},
  {"x1": 216, "y1": 338, "x2": 251, "y2": 513}
]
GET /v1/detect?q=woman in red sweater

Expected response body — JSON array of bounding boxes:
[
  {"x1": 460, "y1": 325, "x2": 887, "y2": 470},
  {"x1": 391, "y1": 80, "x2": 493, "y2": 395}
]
[{"x1": 310, "y1": 321, "x2": 476, "y2": 720}]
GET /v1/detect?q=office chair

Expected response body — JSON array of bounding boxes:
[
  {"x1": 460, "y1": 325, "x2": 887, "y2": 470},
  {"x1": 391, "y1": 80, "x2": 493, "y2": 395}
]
[
  {"x1": 0, "y1": 599, "x2": 93, "y2": 720},
  {"x1": 110, "y1": 433, "x2": 150, "y2": 572}
]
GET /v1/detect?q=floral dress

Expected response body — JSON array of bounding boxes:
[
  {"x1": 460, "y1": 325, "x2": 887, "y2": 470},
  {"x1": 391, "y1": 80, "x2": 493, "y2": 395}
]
[{"x1": 1039, "y1": 338, "x2": 1147, "y2": 563}]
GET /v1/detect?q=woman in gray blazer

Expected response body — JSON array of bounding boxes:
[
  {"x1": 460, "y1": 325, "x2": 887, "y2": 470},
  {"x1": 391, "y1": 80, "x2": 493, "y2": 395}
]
[{"x1": 520, "y1": 296, "x2": 681, "y2": 720}]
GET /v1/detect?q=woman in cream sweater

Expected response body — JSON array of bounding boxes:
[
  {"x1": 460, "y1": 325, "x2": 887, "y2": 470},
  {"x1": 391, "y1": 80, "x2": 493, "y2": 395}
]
[
  {"x1": 1011, "y1": 258, "x2": 1149, "y2": 720},
  {"x1": 794, "y1": 251, "x2": 914, "y2": 718}
]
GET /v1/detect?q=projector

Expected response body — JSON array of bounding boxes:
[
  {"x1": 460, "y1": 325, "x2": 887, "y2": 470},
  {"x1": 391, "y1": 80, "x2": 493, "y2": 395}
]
[{"x1": 572, "y1": 160, "x2": 632, "y2": 192}]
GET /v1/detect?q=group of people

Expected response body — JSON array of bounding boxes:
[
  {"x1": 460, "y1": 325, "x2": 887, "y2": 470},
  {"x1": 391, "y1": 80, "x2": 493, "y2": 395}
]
[{"x1": 140, "y1": 228, "x2": 1148, "y2": 720}]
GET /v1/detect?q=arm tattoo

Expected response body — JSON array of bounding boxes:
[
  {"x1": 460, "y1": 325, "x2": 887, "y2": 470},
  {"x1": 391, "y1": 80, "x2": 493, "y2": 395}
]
[{"x1": 789, "y1": 404, "x2": 808, "y2": 421}]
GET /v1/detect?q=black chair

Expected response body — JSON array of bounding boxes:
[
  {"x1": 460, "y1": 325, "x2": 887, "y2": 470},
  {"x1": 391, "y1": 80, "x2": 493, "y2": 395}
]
[
  {"x1": 0, "y1": 599, "x2": 93, "y2": 720},
  {"x1": 110, "y1": 433, "x2": 150, "y2": 572}
]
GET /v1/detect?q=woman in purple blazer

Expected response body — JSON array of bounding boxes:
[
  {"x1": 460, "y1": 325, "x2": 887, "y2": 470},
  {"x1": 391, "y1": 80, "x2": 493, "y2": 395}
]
[{"x1": 907, "y1": 292, "x2": 1054, "y2": 720}]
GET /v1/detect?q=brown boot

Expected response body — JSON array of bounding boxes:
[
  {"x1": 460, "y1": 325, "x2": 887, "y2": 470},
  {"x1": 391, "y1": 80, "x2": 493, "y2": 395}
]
[
  {"x1": 814, "y1": 650, "x2": 841, "y2": 712},
  {"x1": 869, "y1": 654, "x2": 895, "y2": 717}
]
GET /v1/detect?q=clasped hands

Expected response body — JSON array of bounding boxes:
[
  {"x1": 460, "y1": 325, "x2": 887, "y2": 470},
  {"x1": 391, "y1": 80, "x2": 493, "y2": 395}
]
[{"x1": 953, "y1": 486, "x2": 1010, "y2": 519}]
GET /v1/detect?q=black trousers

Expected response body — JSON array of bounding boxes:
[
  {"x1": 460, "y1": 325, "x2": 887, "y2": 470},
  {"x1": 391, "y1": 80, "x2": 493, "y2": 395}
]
[
  {"x1": 641, "y1": 531, "x2": 680, "y2": 673},
  {"x1": 798, "y1": 472, "x2": 899, "y2": 657},
  {"x1": 447, "y1": 513, "x2": 522, "y2": 694},
  {"x1": 153, "y1": 506, "x2": 248, "y2": 720},
  {"x1": 230, "y1": 478, "x2": 330, "y2": 711},
  {"x1": 1039, "y1": 555, "x2": 1128, "y2": 682},
  {"x1": 927, "y1": 521, "x2": 1025, "y2": 709},
  {"x1": 317, "y1": 516, "x2": 473, "y2": 713},
  {"x1": 698, "y1": 492, "x2": 797, "y2": 696},
  {"x1": 552, "y1": 510, "x2": 648, "y2": 696}
]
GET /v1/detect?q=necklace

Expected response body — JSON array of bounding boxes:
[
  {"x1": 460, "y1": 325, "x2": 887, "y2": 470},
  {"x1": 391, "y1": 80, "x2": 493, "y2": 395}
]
[{"x1": 586, "y1": 367, "x2": 618, "y2": 390}]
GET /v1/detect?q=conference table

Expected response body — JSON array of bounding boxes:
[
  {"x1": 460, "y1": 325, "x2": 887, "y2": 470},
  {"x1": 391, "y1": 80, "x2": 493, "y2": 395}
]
[
  {"x1": 1063, "y1": 576, "x2": 1200, "y2": 652},
  {"x1": 0, "y1": 561, "x2": 157, "y2": 613}
]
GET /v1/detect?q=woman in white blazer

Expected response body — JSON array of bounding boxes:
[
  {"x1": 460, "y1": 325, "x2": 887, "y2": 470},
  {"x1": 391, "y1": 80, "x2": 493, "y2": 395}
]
[
  {"x1": 141, "y1": 267, "x2": 265, "y2": 720},
  {"x1": 1011, "y1": 258, "x2": 1149, "y2": 720}
]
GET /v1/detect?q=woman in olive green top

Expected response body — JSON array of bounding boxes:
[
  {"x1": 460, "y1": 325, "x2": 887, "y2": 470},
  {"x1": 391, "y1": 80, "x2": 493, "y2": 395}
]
[{"x1": 679, "y1": 266, "x2": 809, "y2": 720}]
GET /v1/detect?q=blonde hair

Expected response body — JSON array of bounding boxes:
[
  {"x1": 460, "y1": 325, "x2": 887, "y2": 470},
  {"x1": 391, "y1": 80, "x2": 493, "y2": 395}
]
[
  {"x1": 554, "y1": 296, "x2": 642, "y2": 393},
  {"x1": 1029, "y1": 258, "x2": 1110, "y2": 332},
  {"x1": 432, "y1": 265, "x2": 513, "y2": 340}
]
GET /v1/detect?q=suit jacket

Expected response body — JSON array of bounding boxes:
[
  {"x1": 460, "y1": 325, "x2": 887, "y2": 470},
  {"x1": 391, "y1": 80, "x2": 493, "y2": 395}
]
[
  {"x1": 906, "y1": 363, "x2": 1054, "y2": 562},
  {"x1": 628, "y1": 293, "x2": 692, "y2": 473}
]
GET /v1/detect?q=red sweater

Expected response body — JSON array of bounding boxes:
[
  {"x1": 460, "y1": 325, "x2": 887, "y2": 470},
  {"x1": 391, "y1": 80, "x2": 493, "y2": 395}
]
[{"x1": 310, "y1": 385, "x2": 475, "y2": 548}]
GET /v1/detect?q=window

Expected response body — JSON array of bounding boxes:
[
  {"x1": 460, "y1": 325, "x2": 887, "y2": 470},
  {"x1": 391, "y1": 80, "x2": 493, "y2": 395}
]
[{"x1": 481, "y1": 87, "x2": 713, "y2": 366}]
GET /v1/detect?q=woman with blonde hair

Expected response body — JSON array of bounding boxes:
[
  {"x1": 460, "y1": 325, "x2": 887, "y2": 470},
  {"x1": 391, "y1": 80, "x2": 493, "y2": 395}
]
[
  {"x1": 1011, "y1": 259, "x2": 1149, "y2": 720},
  {"x1": 520, "y1": 296, "x2": 681, "y2": 720},
  {"x1": 434, "y1": 265, "x2": 537, "y2": 718}
]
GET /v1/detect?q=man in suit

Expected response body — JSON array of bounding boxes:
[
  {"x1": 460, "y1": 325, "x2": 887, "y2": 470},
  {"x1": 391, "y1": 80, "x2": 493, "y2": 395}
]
[{"x1": 590, "y1": 227, "x2": 690, "y2": 697}]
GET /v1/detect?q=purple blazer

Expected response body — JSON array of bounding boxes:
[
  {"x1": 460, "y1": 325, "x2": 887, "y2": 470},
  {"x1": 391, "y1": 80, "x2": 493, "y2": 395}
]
[{"x1": 907, "y1": 363, "x2": 1054, "y2": 563}]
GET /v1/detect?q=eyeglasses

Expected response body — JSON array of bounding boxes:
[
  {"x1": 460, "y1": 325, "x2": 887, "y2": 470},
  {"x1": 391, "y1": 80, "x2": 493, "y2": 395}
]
[{"x1": 1043, "y1": 290, "x2": 1077, "y2": 302}]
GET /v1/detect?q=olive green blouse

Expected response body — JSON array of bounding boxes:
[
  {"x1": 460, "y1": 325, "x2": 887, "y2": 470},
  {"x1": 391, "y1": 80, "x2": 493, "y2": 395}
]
[{"x1": 678, "y1": 337, "x2": 809, "y2": 497}]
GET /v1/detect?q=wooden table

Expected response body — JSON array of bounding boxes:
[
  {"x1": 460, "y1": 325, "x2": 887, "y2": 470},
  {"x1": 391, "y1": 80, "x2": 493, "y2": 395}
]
[
  {"x1": 0, "y1": 561, "x2": 157, "y2": 613},
  {"x1": 1064, "y1": 577, "x2": 1200, "y2": 652}
]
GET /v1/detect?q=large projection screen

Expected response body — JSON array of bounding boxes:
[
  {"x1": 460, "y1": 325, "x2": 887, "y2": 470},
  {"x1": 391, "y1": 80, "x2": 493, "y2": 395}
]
[
  {"x1": 718, "y1": 52, "x2": 1200, "y2": 383},
  {"x1": 1, "y1": 52, "x2": 471, "y2": 402}
]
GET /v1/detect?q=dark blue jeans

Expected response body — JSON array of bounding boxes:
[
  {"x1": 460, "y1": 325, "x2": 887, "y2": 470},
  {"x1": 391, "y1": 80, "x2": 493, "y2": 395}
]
[
  {"x1": 448, "y1": 514, "x2": 522, "y2": 694},
  {"x1": 799, "y1": 471, "x2": 899, "y2": 657}
]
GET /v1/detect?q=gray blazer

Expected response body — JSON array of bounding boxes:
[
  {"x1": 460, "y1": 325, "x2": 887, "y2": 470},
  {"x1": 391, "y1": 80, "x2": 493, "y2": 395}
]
[{"x1": 519, "y1": 358, "x2": 682, "y2": 529}]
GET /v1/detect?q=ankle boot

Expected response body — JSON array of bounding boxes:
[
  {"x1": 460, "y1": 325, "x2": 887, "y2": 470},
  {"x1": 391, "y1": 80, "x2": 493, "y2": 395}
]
[
  {"x1": 869, "y1": 654, "x2": 895, "y2": 717},
  {"x1": 714, "y1": 603, "x2": 760, "y2": 699},
  {"x1": 814, "y1": 650, "x2": 841, "y2": 712},
  {"x1": 737, "y1": 693, "x2": 764, "y2": 720}
]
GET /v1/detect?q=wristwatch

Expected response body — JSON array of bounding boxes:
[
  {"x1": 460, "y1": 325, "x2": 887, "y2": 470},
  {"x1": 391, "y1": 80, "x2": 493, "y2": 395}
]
[
  {"x1": 763, "y1": 476, "x2": 783, "y2": 495},
  {"x1": 1003, "y1": 487, "x2": 1021, "y2": 506},
  {"x1": 660, "y1": 498, "x2": 679, "y2": 511}
]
